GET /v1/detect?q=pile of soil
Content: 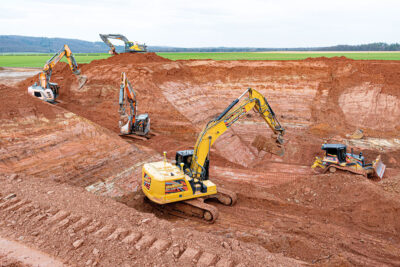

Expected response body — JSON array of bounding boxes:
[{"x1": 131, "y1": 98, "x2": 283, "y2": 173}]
[
  {"x1": 88, "y1": 52, "x2": 171, "y2": 67},
  {"x1": 0, "y1": 84, "x2": 57, "y2": 120}
]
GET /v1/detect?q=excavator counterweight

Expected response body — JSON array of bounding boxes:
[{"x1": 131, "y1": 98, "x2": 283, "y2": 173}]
[{"x1": 141, "y1": 88, "x2": 284, "y2": 222}]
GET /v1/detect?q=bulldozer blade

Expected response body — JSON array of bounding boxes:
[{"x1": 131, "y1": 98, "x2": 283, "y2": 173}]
[
  {"x1": 251, "y1": 135, "x2": 285, "y2": 156},
  {"x1": 78, "y1": 75, "x2": 88, "y2": 89},
  {"x1": 374, "y1": 158, "x2": 386, "y2": 179}
]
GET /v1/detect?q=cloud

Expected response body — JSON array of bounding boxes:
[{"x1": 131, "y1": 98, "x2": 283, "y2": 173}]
[{"x1": 0, "y1": 0, "x2": 399, "y2": 47}]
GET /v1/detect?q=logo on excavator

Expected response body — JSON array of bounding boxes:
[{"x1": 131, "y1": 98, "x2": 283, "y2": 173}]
[{"x1": 224, "y1": 107, "x2": 246, "y2": 128}]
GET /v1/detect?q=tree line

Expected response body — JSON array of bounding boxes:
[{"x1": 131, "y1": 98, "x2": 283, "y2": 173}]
[{"x1": 1, "y1": 35, "x2": 399, "y2": 53}]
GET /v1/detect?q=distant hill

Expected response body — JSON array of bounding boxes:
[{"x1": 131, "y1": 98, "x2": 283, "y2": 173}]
[
  {"x1": 1, "y1": 35, "x2": 399, "y2": 53},
  {"x1": 0, "y1": 35, "x2": 108, "y2": 53}
]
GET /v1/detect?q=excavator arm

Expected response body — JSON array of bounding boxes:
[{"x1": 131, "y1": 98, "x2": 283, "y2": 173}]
[
  {"x1": 188, "y1": 88, "x2": 284, "y2": 179},
  {"x1": 99, "y1": 34, "x2": 120, "y2": 55},
  {"x1": 43, "y1": 44, "x2": 80, "y2": 74},
  {"x1": 119, "y1": 72, "x2": 137, "y2": 130}
]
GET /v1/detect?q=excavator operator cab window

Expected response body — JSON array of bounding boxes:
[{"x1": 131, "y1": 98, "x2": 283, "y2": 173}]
[
  {"x1": 175, "y1": 150, "x2": 194, "y2": 171},
  {"x1": 336, "y1": 148, "x2": 346, "y2": 162}
]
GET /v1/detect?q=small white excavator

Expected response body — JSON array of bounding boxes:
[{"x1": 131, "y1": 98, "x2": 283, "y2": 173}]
[
  {"x1": 119, "y1": 72, "x2": 150, "y2": 136},
  {"x1": 27, "y1": 44, "x2": 87, "y2": 103},
  {"x1": 99, "y1": 34, "x2": 147, "y2": 55}
]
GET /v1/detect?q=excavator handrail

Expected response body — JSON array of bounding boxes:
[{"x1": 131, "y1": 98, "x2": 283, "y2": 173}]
[{"x1": 190, "y1": 88, "x2": 284, "y2": 179}]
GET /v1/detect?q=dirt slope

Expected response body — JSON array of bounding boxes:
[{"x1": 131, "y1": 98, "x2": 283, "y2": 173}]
[
  {"x1": 0, "y1": 84, "x2": 152, "y2": 188},
  {"x1": 2, "y1": 54, "x2": 400, "y2": 266},
  {"x1": 0, "y1": 175, "x2": 302, "y2": 266}
]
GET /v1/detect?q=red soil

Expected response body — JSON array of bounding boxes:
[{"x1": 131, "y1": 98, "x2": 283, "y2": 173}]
[{"x1": 1, "y1": 53, "x2": 400, "y2": 266}]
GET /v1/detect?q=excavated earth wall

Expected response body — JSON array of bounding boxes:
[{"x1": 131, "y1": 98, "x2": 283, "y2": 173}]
[{"x1": 1, "y1": 53, "x2": 400, "y2": 266}]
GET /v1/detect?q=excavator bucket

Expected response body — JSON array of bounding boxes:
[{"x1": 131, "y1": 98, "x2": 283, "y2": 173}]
[
  {"x1": 251, "y1": 135, "x2": 285, "y2": 156},
  {"x1": 373, "y1": 155, "x2": 386, "y2": 179},
  {"x1": 77, "y1": 75, "x2": 88, "y2": 89}
]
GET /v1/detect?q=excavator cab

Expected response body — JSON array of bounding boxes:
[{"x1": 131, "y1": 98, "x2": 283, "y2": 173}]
[
  {"x1": 175, "y1": 150, "x2": 209, "y2": 180},
  {"x1": 133, "y1": 114, "x2": 150, "y2": 136},
  {"x1": 28, "y1": 82, "x2": 59, "y2": 103},
  {"x1": 175, "y1": 150, "x2": 193, "y2": 171}
]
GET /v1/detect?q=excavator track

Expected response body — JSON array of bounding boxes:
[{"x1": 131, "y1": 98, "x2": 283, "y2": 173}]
[
  {"x1": 323, "y1": 165, "x2": 368, "y2": 177},
  {"x1": 213, "y1": 187, "x2": 238, "y2": 206},
  {"x1": 146, "y1": 197, "x2": 219, "y2": 223},
  {"x1": 148, "y1": 188, "x2": 237, "y2": 223},
  {"x1": 144, "y1": 186, "x2": 237, "y2": 224}
]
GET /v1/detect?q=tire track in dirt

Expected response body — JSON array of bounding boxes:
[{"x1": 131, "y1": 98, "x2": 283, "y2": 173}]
[{"x1": 0, "y1": 178, "x2": 303, "y2": 266}]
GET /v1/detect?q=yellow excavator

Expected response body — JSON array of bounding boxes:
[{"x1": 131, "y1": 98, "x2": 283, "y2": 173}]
[
  {"x1": 99, "y1": 34, "x2": 147, "y2": 55},
  {"x1": 141, "y1": 88, "x2": 285, "y2": 222},
  {"x1": 119, "y1": 72, "x2": 150, "y2": 136},
  {"x1": 27, "y1": 44, "x2": 87, "y2": 103}
]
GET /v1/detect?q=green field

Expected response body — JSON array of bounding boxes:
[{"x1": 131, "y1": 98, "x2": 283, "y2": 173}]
[
  {"x1": 0, "y1": 53, "x2": 111, "y2": 68},
  {"x1": 1, "y1": 52, "x2": 400, "y2": 68},
  {"x1": 160, "y1": 52, "x2": 400, "y2": 61}
]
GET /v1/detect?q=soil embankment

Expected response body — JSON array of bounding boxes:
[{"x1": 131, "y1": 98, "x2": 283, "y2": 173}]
[{"x1": 1, "y1": 53, "x2": 400, "y2": 266}]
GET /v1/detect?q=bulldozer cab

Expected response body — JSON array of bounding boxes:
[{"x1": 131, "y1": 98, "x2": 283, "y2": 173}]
[{"x1": 322, "y1": 144, "x2": 347, "y2": 163}]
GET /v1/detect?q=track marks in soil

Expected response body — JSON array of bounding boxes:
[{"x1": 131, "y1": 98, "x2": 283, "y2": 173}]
[{"x1": 0, "y1": 196, "x2": 240, "y2": 266}]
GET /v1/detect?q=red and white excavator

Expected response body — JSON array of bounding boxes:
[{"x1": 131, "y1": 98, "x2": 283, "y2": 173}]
[
  {"x1": 118, "y1": 72, "x2": 150, "y2": 136},
  {"x1": 27, "y1": 44, "x2": 87, "y2": 103}
]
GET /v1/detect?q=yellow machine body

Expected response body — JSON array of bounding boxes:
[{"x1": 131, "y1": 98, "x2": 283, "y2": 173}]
[
  {"x1": 142, "y1": 161, "x2": 217, "y2": 205},
  {"x1": 311, "y1": 144, "x2": 386, "y2": 178},
  {"x1": 141, "y1": 88, "x2": 284, "y2": 207}
]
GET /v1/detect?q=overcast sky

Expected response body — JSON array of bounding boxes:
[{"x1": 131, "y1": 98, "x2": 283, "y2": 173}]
[{"x1": 1, "y1": 0, "x2": 399, "y2": 47}]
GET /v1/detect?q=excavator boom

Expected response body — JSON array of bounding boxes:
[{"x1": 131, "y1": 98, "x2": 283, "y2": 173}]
[
  {"x1": 190, "y1": 88, "x2": 284, "y2": 179},
  {"x1": 43, "y1": 45, "x2": 80, "y2": 75}
]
